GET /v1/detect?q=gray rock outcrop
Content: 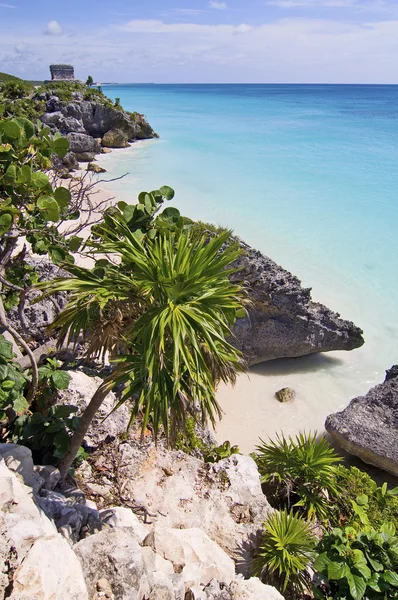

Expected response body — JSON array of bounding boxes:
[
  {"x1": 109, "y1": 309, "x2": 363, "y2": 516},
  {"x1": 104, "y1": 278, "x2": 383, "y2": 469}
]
[
  {"x1": 0, "y1": 448, "x2": 88, "y2": 599},
  {"x1": 231, "y1": 243, "x2": 364, "y2": 364},
  {"x1": 325, "y1": 365, "x2": 398, "y2": 476},
  {"x1": 76, "y1": 441, "x2": 273, "y2": 576},
  {"x1": 38, "y1": 91, "x2": 157, "y2": 167},
  {"x1": 0, "y1": 443, "x2": 283, "y2": 600}
]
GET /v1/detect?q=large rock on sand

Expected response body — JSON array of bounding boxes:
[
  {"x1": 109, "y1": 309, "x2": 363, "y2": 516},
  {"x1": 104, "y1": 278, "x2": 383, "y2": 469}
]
[
  {"x1": 231, "y1": 242, "x2": 364, "y2": 364},
  {"x1": 325, "y1": 365, "x2": 398, "y2": 476}
]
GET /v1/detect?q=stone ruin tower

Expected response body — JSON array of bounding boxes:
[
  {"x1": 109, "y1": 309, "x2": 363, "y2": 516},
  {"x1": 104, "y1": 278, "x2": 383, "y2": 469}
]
[{"x1": 49, "y1": 64, "x2": 75, "y2": 81}]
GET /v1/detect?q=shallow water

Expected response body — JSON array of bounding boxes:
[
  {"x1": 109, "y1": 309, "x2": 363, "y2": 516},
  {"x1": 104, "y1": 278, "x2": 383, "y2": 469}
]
[{"x1": 98, "y1": 84, "x2": 398, "y2": 452}]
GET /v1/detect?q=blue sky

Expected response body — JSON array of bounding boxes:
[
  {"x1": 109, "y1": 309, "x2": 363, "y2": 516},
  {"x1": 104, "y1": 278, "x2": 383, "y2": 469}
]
[{"x1": 1, "y1": 0, "x2": 398, "y2": 82}]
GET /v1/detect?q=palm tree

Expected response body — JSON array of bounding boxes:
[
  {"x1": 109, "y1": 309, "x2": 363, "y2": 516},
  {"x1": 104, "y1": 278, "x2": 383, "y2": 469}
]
[
  {"x1": 86, "y1": 75, "x2": 94, "y2": 87},
  {"x1": 40, "y1": 229, "x2": 247, "y2": 478}
]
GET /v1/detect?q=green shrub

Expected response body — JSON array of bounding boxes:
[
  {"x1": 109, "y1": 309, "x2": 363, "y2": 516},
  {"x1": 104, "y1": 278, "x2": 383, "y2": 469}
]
[
  {"x1": 11, "y1": 404, "x2": 80, "y2": 466},
  {"x1": 313, "y1": 522, "x2": 398, "y2": 599},
  {"x1": 254, "y1": 432, "x2": 341, "y2": 521},
  {"x1": 175, "y1": 416, "x2": 240, "y2": 463},
  {"x1": 0, "y1": 79, "x2": 33, "y2": 100},
  {"x1": 253, "y1": 509, "x2": 316, "y2": 597},
  {"x1": 0, "y1": 334, "x2": 29, "y2": 419},
  {"x1": 331, "y1": 465, "x2": 398, "y2": 531}
]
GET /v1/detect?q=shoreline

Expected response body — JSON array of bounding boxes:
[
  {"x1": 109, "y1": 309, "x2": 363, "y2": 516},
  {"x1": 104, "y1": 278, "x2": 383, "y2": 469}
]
[{"x1": 83, "y1": 145, "x2": 372, "y2": 454}]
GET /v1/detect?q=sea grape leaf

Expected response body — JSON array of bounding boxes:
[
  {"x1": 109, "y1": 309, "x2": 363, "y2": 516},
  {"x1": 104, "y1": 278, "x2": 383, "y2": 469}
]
[
  {"x1": 0, "y1": 335, "x2": 13, "y2": 360},
  {"x1": 51, "y1": 371, "x2": 71, "y2": 390}
]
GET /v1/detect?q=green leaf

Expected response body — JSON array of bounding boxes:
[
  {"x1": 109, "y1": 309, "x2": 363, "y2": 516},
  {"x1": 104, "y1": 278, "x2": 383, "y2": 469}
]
[
  {"x1": 53, "y1": 136, "x2": 69, "y2": 158},
  {"x1": 381, "y1": 522, "x2": 396, "y2": 536},
  {"x1": 51, "y1": 371, "x2": 71, "y2": 390},
  {"x1": 1, "y1": 379, "x2": 15, "y2": 390},
  {"x1": 49, "y1": 404, "x2": 78, "y2": 419},
  {"x1": 13, "y1": 395, "x2": 29, "y2": 414},
  {"x1": 49, "y1": 246, "x2": 66, "y2": 265},
  {"x1": 383, "y1": 571, "x2": 398, "y2": 587},
  {"x1": 0, "y1": 365, "x2": 8, "y2": 380},
  {"x1": 356, "y1": 494, "x2": 369, "y2": 507},
  {"x1": 1, "y1": 120, "x2": 21, "y2": 140},
  {"x1": 159, "y1": 185, "x2": 175, "y2": 200},
  {"x1": 328, "y1": 561, "x2": 350, "y2": 581},
  {"x1": 347, "y1": 573, "x2": 367, "y2": 600},
  {"x1": 0, "y1": 335, "x2": 13, "y2": 360},
  {"x1": 53, "y1": 429, "x2": 71, "y2": 456},
  {"x1": 13, "y1": 117, "x2": 35, "y2": 140},
  {"x1": 0, "y1": 213, "x2": 12, "y2": 236},
  {"x1": 31, "y1": 171, "x2": 50, "y2": 191},
  {"x1": 54, "y1": 187, "x2": 71, "y2": 209},
  {"x1": 0, "y1": 104, "x2": 4, "y2": 116},
  {"x1": 68, "y1": 236, "x2": 83, "y2": 252},
  {"x1": 36, "y1": 196, "x2": 60, "y2": 222},
  {"x1": 123, "y1": 204, "x2": 136, "y2": 223},
  {"x1": 16, "y1": 164, "x2": 31, "y2": 185},
  {"x1": 4, "y1": 164, "x2": 17, "y2": 182}
]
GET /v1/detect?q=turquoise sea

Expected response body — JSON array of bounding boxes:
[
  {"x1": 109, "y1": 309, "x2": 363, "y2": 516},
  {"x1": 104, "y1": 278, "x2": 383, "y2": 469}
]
[{"x1": 98, "y1": 84, "x2": 398, "y2": 451}]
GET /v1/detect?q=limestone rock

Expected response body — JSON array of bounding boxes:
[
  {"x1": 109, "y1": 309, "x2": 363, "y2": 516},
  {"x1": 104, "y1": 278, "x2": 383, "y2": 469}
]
[
  {"x1": 102, "y1": 128, "x2": 129, "y2": 148},
  {"x1": 87, "y1": 162, "x2": 107, "y2": 173},
  {"x1": 34, "y1": 464, "x2": 61, "y2": 491},
  {"x1": 0, "y1": 443, "x2": 43, "y2": 492},
  {"x1": 60, "y1": 101, "x2": 157, "y2": 141},
  {"x1": 101, "y1": 147, "x2": 112, "y2": 154},
  {"x1": 0, "y1": 452, "x2": 88, "y2": 599},
  {"x1": 88, "y1": 442, "x2": 272, "y2": 575},
  {"x1": 99, "y1": 506, "x2": 149, "y2": 542},
  {"x1": 58, "y1": 370, "x2": 130, "y2": 448},
  {"x1": 10, "y1": 536, "x2": 88, "y2": 600},
  {"x1": 275, "y1": 388, "x2": 295, "y2": 403},
  {"x1": 231, "y1": 242, "x2": 364, "y2": 364},
  {"x1": 143, "y1": 525, "x2": 236, "y2": 588},
  {"x1": 74, "y1": 528, "x2": 145, "y2": 599},
  {"x1": 229, "y1": 577, "x2": 285, "y2": 599},
  {"x1": 325, "y1": 366, "x2": 398, "y2": 476},
  {"x1": 67, "y1": 132, "x2": 101, "y2": 156}
]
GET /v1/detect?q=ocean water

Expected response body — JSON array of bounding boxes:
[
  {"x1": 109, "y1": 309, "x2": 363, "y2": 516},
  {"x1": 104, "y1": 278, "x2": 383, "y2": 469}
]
[{"x1": 98, "y1": 84, "x2": 398, "y2": 452}]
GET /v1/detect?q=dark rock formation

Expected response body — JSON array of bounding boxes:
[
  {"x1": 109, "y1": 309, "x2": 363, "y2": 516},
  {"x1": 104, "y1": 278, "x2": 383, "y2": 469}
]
[
  {"x1": 38, "y1": 91, "x2": 157, "y2": 168},
  {"x1": 325, "y1": 367, "x2": 398, "y2": 476},
  {"x1": 231, "y1": 242, "x2": 364, "y2": 364}
]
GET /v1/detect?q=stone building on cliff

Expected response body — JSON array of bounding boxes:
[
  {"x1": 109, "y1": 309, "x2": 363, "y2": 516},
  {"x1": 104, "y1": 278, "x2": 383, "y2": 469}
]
[{"x1": 49, "y1": 64, "x2": 75, "y2": 81}]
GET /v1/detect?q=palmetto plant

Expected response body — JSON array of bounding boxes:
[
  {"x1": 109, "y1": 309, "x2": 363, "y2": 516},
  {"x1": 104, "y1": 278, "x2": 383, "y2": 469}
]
[
  {"x1": 252, "y1": 509, "x2": 316, "y2": 596},
  {"x1": 39, "y1": 227, "x2": 247, "y2": 478},
  {"x1": 255, "y1": 432, "x2": 341, "y2": 521}
]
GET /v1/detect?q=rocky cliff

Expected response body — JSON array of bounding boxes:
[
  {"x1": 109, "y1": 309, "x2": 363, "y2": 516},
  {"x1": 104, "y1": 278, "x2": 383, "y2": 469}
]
[
  {"x1": 231, "y1": 243, "x2": 364, "y2": 365},
  {"x1": 0, "y1": 410, "x2": 284, "y2": 600},
  {"x1": 39, "y1": 89, "x2": 157, "y2": 166},
  {"x1": 325, "y1": 365, "x2": 398, "y2": 476}
]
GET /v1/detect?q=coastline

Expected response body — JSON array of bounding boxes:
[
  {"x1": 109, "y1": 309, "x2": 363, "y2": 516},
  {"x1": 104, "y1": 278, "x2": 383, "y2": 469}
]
[{"x1": 86, "y1": 145, "x2": 372, "y2": 454}]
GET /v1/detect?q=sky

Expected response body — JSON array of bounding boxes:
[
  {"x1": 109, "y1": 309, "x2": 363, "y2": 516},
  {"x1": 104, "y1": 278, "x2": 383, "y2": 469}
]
[{"x1": 1, "y1": 0, "x2": 398, "y2": 83}]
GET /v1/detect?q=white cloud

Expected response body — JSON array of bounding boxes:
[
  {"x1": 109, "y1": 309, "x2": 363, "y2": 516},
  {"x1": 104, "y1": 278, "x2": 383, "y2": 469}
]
[
  {"x1": 0, "y1": 3, "x2": 16, "y2": 7},
  {"x1": 265, "y1": 0, "x2": 389, "y2": 8},
  {"x1": 2, "y1": 11, "x2": 398, "y2": 83},
  {"x1": 209, "y1": 1, "x2": 227, "y2": 9},
  {"x1": 43, "y1": 20, "x2": 63, "y2": 36}
]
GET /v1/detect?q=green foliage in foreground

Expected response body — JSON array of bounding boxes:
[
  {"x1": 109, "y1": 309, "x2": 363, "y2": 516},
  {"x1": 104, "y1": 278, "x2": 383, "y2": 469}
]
[
  {"x1": 313, "y1": 522, "x2": 398, "y2": 600},
  {"x1": 0, "y1": 334, "x2": 29, "y2": 419},
  {"x1": 254, "y1": 431, "x2": 341, "y2": 521},
  {"x1": 253, "y1": 509, "x2": 316, "y2": 596},
  {"x1": 0, "y1": 111, "x2": 78, "y2": 266},
  {"x1": 331, "y1": 465, "x2": 398, "y2": 531}
]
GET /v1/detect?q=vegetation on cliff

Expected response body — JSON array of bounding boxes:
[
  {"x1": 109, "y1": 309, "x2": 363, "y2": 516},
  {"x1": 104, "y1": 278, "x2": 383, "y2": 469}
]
[{"x1": 0, "y1": 77, "x2": 396, "y2": 600}]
